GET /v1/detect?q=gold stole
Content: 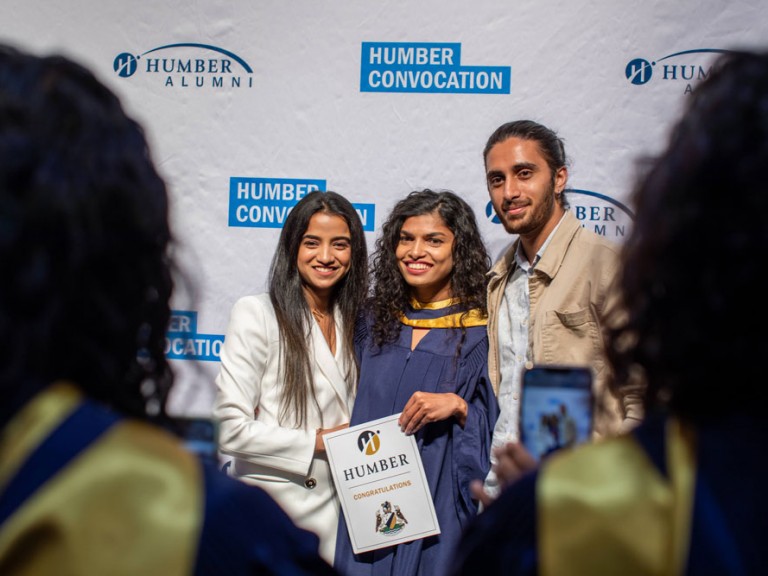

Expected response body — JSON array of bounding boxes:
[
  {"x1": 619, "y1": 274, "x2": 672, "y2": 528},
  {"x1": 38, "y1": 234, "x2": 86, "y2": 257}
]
[
  {"x1": 539, "y1": 418, "x2": 696, "y2": 576},
  {"x1": 399, "y1": 297, "x2": 488, "y2": 329},
  {"x1": 0, "y1": 382, "x2": 202, "y2": 576}
]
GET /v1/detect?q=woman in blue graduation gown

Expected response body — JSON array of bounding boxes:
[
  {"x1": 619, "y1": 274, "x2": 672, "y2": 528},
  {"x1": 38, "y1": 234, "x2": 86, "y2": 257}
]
[{"x1": 334, "y1": 190, "x2": 499, "y2": 576}]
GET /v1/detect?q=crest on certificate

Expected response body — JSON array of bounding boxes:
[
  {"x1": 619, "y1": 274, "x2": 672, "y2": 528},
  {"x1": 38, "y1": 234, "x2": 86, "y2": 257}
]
[{"x1": 376, "y1": 500, "x2": 408, "y2": 535}]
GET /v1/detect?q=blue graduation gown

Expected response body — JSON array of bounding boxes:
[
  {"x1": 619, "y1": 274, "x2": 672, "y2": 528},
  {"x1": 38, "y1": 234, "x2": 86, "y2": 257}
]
[{"x1": 334, "y1": 311, "x2": 498, "y2": 576}]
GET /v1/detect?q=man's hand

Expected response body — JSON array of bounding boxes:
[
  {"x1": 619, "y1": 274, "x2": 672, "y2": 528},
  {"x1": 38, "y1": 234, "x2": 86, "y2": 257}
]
[{"x1": 470, "y1": 441, "x2": 538, "y2": 508}]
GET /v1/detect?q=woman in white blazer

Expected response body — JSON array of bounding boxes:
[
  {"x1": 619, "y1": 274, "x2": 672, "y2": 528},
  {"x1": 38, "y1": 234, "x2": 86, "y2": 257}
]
[{"x1": 214, "y1": 191, "x2": 368, "y2": 564}]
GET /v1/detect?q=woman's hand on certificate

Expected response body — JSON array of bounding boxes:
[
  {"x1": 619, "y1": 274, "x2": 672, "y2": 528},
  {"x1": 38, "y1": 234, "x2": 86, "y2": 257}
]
[
  {"x1": 315, "y1": 422, "x2": 350, "y2": 453},
  {"x1": 399, "y1": 391, "x2": 468, "y2": 435}
]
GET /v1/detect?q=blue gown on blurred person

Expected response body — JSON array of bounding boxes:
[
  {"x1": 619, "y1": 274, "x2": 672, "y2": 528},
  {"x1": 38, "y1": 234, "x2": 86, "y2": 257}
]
[
  {"x1": 451, "y1": 409, "x2": 768, "y2": 576},
  {"x1": 0, "y1": 383, "x2": 337, "y2": 576}
]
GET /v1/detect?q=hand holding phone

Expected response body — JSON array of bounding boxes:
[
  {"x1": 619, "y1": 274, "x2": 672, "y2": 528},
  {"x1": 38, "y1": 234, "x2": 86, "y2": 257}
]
[{"x1": 519, "y1": 365, "x2": 593, "y2": 462}]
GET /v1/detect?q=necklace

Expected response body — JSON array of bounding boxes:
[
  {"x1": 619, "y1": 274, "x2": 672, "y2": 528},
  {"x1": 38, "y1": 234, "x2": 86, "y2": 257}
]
[{"x1": 311, "y1": 308, "x2": 336, "y2": 354}]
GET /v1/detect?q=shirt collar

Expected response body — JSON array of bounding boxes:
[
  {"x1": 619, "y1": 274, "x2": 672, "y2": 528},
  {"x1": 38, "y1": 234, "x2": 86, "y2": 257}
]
[{"x1": 514, "y1": 211, "x2": 566, "y2": 272}]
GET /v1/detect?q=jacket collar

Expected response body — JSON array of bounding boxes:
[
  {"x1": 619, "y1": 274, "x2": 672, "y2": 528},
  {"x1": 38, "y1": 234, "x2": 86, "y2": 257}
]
[{"x1": 309, "y1": 310, "x2": 353, "y2": 416}]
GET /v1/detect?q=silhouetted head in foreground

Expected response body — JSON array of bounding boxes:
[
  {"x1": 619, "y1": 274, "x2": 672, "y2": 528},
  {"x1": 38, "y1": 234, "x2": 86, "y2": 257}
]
[{"x1": 0, "y1": 44, "x2": 175, "y2": 423}]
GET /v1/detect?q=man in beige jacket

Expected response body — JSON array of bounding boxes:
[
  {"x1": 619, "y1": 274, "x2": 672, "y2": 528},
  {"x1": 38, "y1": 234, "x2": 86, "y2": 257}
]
[{"x1": 477, "y1": 120, "x2": 644, "y2": 499}]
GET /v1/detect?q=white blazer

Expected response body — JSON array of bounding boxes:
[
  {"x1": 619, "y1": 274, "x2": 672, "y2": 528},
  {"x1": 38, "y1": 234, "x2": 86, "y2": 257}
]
[{"x1": 214, "y1": 293, "x2": 355, "y2": 564}]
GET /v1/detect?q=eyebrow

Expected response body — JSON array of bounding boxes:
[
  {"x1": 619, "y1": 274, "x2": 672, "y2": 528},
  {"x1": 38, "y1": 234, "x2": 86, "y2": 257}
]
[
  {"x1": 486, "y1": 161, "x2": 539, "y2": 177},
  {"x1": 302, "y1": 234, "x2": 351, "y2": 242},
  {"x1": 400, "y1": 230, "x2": 448, "y2": 238},
  {"x1": 512, "y1": 162, "x2": 538, "y2": 172}
]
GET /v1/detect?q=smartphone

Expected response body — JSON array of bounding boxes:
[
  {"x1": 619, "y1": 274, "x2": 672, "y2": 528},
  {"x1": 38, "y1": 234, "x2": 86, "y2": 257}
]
[
  {"x1": 519, "y1": 365, "x2": 593, "y2": 462},
  {"x1": 168, "y1": 416, "x2": 220, "y2": 467}
]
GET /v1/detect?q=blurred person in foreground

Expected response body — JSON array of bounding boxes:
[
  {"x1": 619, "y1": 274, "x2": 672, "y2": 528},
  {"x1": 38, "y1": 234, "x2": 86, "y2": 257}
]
[
  {"x1": 0, "y1": 44, "x2": 335, "y2": 575},
  {"x1": 452, "y1": 49, "x2": 768, "y2": 575}
]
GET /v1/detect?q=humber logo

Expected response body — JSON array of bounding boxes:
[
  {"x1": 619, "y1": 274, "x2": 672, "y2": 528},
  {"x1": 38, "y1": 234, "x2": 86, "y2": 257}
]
[
  {"x1": 625, "y1": 48, "x2": 729, "y2": 93},
  {"x1": 229, "y1": 177, "x2": 376, "y2": 231},
  {"x1": 357, "y1": 430, "x2": 381, "y2": 455},
  {"x1": 360, "y1": 42, "x2": 510, "y2": 94},
  {"x1": 165, "y1": 310, "x2": 224, "y2": 362},
  {"x1": 486, "y1": 189, "x2": 635, "y2": 242},
  {"x1": 113, "y1": 42, "x2": 253, "y2": 89}
]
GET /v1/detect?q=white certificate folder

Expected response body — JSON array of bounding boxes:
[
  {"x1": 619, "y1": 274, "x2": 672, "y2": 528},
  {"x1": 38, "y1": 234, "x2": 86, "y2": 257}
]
[{"x1": 323, "y1": 413, "x2": 441, "y2": 554}]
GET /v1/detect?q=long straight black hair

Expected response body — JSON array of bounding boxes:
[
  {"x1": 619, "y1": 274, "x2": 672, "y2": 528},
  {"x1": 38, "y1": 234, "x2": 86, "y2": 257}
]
[{"x1": 268, "y1": 191, "x2": 368, "y2": 427}]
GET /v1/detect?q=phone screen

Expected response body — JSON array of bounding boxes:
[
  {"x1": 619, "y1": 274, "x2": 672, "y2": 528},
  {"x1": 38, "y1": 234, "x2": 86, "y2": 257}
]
[{"x1": 520, "y1": 365, "x2": 593, "y2": 461}]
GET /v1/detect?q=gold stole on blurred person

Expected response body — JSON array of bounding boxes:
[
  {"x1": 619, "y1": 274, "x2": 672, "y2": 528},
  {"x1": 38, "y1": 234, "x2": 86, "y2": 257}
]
[
  {"x1": 538, "y1": 418, "x2": 695, "y2": 576},
  {"x1": 0, "y1": 382, "x2": 202, "y2": 576}
]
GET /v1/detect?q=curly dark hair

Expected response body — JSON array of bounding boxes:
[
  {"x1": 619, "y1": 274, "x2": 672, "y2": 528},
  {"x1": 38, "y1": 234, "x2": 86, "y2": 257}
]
[
  {"x1": 269, "y1": 190, "x2": 368, "y2": 427},
  {"x1": 370, "y1": 189, "x2": 490, "y2": 349},
  {"x1": 606, "y1": 50, "x2": 768, "y2": 423},
  {"x1": 0, "y1": 45, "x2": 175, "y2": 424}
]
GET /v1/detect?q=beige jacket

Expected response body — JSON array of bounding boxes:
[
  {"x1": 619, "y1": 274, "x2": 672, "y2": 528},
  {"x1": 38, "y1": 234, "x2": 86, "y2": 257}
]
[{"x1": 487, "y1": 210, "x2": 643, "y2": 437}]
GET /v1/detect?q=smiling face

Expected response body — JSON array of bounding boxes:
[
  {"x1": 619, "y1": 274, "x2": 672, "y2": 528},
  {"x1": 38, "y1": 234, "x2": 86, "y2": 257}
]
[
  {"x1": 485, "y1": 136, "x2": 567, "y2": 255},
  {"x1": 297, "y1": 211, "x2": 352, "y2": 306},
  {"x1": 395, "y1": 211, "x2": 455, "y2": 302}
]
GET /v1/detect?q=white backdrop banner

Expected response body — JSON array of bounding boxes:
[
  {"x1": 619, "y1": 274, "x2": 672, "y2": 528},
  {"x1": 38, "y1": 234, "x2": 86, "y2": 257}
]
[{"x1": 3, "y1": 0, "x2": 766, "y2": 415}]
